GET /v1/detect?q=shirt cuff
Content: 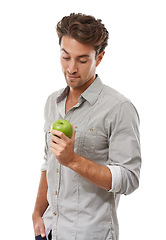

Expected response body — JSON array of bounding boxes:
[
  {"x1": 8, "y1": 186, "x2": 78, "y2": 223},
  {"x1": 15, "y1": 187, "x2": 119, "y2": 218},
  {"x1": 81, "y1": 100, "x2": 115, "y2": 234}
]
[
  {"x1": 107, "y1": 165, "x2": 122, "y2": 193},
  {"x1": 41, "y1": 162, "x2": 47, "y2": 172}
]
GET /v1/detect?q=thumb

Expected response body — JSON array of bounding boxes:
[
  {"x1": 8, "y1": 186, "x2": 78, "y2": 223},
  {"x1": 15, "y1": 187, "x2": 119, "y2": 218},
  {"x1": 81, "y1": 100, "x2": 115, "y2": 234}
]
[
  {"x1": 41, "y1": 232, "x2": 46, "y2": 238},
  {"x1": 71, "y1": 124, "x2": 76, "y2": 140},
  {"x1": 40, "y1": 222, "x2": 46, "y2": 238}
]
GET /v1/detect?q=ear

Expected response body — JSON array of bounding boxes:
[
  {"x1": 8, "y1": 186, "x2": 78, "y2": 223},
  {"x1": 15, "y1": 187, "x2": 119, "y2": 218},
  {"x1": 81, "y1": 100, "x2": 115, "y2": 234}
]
[{"x1": 96, "y1": 51, "x2": 105, "y2": 67}]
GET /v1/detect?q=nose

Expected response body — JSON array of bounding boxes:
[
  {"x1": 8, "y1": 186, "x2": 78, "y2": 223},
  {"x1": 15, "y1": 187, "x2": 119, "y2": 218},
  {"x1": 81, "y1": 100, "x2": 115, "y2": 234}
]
[{"x1": 67, "y1": 60, "x2": 78, "y2": 74}]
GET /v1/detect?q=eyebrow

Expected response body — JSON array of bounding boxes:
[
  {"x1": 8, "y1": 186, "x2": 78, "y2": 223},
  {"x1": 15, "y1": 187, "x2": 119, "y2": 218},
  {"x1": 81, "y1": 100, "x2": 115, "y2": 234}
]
[{"x1": 61, "y1": 48, "x2": 90, "y2": 58}]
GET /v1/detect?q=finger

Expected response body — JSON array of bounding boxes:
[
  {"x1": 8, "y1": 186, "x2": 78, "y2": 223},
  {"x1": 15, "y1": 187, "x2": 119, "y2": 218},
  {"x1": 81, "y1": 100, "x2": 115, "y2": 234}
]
[
  {"x1": 71, "y1": 124, "x2": 76, "y2": 140},
  {"x1": 51, "y1": 130, "x2": 68, "y2": 141},
  {"x1": 39, "y1": 220, "x2": 46, "y2": 238},
  {"x1": 41, "y1": 232, "x2": 46, "y2": 238},
  {"x1": 34, "y1": 218, "x2": 46, "y2": 237},
  {"x1": 51, "y1": 129, "x2": 62, "y2": 137},
  {"x1": 51, "y1": 136, "x2": 67, "y2": 151},
  {"x1": 50, "y1": 141, "x2": 60, "y2": 152},
  {"x1": 50, "y1": 146, "x2": 57, "y2": 156},
  {"x1": 34, "y1": 226, "x2": 41, "y2": 237},
  {"x1": 51, "y1": 135, "x2": 62, "y2": 144},
  {"x1": 50, "y1": 140, "x2": 63, "y2": 152}
]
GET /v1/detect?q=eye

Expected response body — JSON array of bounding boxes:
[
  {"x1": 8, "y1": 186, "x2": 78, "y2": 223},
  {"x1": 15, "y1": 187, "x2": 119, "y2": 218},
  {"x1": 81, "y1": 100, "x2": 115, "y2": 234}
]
[
  {"x1": 79, "y1": 60, "x2": 87, "y2": 64},
  {"x1": 79, "y1": 58, "x2": 88, "y2": 64},
  {"x1": 62, "y1": 57, "x2": 70, "y2": 60}
]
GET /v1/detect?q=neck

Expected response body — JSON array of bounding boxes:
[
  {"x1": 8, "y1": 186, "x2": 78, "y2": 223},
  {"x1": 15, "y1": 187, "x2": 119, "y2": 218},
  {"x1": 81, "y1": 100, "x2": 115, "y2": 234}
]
[
  {"x1": 65, "y1": 75, "x2": 96, "y2": 114},
  {"x1": 69, "y1": 74, "x2": 96, "y2": 100},
  {"x1": 68, "y1": 88, "x2": 83, "y2": 101}
]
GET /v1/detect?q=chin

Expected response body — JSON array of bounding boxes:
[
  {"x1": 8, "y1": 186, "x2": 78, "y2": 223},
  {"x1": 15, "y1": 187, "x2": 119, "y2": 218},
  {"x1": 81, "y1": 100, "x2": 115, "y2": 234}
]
[{"x1": 65, "y1": 77, "x2": 81, "y2": 88}]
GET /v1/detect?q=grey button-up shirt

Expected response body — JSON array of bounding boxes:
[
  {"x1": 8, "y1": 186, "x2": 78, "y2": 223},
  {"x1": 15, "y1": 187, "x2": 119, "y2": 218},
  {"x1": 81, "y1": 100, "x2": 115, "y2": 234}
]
[{"x1": 42, "y1": 75, "x2": 141, "y2": 240}]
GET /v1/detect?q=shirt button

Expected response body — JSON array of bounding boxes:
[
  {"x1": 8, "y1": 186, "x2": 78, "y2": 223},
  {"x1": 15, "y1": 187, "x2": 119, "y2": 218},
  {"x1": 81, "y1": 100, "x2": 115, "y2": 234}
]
[
  {"x1": 75, "y1": 126, "x2": 77, "y2": 129},
  {"x1": 54, "y1": 212, "x2": 57, "y2": 215},
  {"x1": 90, "y1": 128, "x2": 93, "y2": 132},
  {"x1": 55, "y1": 191, "x2": 58, "y2": 195},
  {"x1": 56, "y1": 169, "x2": 59, "y2": 173}
]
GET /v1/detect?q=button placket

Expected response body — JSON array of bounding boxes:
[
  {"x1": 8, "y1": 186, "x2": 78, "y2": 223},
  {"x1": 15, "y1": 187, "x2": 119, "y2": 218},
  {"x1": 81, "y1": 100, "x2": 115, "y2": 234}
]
[{"x1": 52, "y1": 161, "x2": 61, "y2": 239}]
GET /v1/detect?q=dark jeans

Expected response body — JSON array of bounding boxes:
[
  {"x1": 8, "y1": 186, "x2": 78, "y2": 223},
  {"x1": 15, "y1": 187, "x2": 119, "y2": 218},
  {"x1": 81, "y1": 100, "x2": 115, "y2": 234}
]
[
  {"x1": 35, "y1": 230, "x2": 52, "y2": 240},
  {"x1": 35, "y1": 236, "x2": 47, "y2": 240}
]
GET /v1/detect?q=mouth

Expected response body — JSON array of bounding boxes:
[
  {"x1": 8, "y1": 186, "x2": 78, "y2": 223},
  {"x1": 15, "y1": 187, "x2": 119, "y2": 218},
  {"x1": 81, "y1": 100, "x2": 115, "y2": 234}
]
[{"x1": 67, "y1": 75, "x2": 80, "y2": 80}]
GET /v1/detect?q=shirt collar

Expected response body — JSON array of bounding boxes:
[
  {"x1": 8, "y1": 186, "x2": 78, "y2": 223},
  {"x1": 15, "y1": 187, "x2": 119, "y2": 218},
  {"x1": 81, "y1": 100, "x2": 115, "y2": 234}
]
[
  {"x1": 56, "y1": 75, "x2": 104, "y2": 105},
  {"x1": 80, "y1": 75, "x2": 104, "y2": 105},
  {"x1": 56, "y1": 86, "x2": 70, "y2": 103}
]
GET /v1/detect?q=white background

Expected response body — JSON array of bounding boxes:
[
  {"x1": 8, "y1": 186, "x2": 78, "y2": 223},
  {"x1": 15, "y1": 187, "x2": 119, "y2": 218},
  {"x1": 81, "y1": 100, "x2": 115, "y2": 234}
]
[{"x1": 0, "y1": 0, "x2": 166, "y2": 239}]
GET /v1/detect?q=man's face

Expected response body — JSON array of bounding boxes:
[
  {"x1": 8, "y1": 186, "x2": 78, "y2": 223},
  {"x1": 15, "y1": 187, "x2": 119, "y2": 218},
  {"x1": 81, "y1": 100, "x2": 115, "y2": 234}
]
[{"x1": 60, "y1": 36, "x2": 103, "y2": 90}]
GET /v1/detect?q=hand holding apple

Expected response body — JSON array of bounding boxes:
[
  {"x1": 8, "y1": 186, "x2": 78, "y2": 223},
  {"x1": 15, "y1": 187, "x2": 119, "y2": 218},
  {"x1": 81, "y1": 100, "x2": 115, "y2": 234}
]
[{"x1": 50, "y1": 120, "x2": 76, "y2": 168}]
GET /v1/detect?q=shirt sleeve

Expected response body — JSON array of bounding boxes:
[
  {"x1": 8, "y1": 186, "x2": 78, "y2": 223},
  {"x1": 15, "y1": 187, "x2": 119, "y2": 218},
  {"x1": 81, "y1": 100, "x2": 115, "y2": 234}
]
[
  {"x1": 106, "y1": 101, "x2": 141, "y2": 195},
  {"x1": 41, "y1": 132, "x2": 49, "y2": 171},
  {"x1": 40, "y1": 94, "x2": 52, "y2": 172},
  {"x1": 107, "y1": 165, "x2": 122, "y2": 192}
]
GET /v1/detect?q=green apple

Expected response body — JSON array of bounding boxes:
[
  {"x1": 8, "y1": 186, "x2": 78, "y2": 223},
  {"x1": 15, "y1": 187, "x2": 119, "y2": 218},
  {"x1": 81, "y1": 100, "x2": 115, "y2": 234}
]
[{"x1": 52, "y1": 119, "x2": 73, "y2": 139}]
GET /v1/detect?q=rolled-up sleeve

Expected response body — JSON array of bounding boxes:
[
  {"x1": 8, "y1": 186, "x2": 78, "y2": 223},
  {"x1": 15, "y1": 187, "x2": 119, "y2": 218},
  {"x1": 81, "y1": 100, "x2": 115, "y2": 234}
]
[
  {"x1": 107, "y1": 165, "x2": 122, "y2": 192},
  {"x1": 107, "y1": 101, "x2": 141, "y2": 195}
]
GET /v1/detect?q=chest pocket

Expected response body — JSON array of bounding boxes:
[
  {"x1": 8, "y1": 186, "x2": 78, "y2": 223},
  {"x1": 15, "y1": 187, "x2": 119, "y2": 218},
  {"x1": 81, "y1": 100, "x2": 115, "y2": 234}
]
[{"x1": 74, "y1": 124, "x2": 98, "y2": 160}]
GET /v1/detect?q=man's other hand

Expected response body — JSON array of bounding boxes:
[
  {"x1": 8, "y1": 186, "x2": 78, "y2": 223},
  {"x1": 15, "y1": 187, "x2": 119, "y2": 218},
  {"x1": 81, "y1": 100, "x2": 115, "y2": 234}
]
[{"x1": 32, "y1": 213, "x2": 46, "y2": 238}]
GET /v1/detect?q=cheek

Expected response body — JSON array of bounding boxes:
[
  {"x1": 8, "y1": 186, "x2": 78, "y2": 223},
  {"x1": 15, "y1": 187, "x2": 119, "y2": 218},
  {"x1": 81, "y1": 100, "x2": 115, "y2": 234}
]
[
  {"x1": 81, "y1": 61, "x2": 96, "y2": 75},
  {"x1": 85, "y1": 62, "x2": 96, "y2": 75}
]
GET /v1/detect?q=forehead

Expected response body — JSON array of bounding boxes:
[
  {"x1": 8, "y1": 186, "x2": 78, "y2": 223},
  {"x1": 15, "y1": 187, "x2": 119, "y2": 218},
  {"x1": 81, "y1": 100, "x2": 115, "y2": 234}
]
[{"x1": 60, "y1": 36, "x2": 95, "y2": 57}]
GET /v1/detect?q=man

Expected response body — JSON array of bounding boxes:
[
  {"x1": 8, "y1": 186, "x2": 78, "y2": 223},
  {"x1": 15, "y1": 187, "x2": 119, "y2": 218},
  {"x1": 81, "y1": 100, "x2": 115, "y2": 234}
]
[{"x1": 32, "y1": 13, "x2": 141, "y2": 240}]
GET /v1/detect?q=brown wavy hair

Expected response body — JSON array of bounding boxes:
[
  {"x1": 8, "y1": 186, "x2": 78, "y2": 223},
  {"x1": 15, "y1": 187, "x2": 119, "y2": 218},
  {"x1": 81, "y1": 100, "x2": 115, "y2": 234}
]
[{"x1": 56, "y1": 13, "x2": 109, "y2": 56}]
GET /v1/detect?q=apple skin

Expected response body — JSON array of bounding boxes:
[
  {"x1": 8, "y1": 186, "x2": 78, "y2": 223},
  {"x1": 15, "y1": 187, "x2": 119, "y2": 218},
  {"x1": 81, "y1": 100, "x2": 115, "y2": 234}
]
[{"x1": 52, "y1": 119, "x2": 73, "y2": 139}]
